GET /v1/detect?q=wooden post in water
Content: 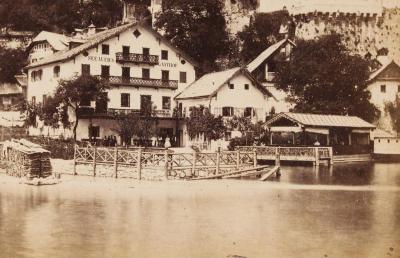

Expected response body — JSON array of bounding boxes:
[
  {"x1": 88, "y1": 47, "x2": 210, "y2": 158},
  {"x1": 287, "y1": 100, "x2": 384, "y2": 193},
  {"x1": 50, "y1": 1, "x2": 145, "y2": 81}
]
[
  {"x1": 73, "y1": 145, "x2": 77, "y2": 176},
  {"x1": 92, "y1": 147, "x2": 97, "y2": 177},
  {"x1": 236, "y1": 150, "x2": 240, "y2": 170},
  {"x1": 114, "y1": 147, "x2": 118, "y2": 178},
  {"x1": 192, "y1": 152, "x2": 197, "y2": 176},
  {"x1": 328, "y1": 147, "x2": 334, "y2": 166},
  {"x1": 164, "y1": 150, "x2": 169, "y2": 179},
  {"x1": 275, "y1": 147, "x2": 280, "y2": 167},
  {"x1": 137, "y1": 148, "x2": 142, "y2": 180}
]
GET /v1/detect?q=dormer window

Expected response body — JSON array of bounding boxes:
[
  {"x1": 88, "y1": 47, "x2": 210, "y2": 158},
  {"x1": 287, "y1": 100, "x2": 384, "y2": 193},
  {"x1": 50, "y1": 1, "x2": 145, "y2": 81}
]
[{"x1": 102, "y1": 44, "x2": 109, "y2": 55}]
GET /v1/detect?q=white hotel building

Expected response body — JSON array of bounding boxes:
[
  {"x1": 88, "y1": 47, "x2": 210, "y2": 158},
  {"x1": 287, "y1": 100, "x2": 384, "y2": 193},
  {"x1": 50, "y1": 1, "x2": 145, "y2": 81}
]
[{"x1": 25, "y1": 21, "x2": 197, "y2": 145}]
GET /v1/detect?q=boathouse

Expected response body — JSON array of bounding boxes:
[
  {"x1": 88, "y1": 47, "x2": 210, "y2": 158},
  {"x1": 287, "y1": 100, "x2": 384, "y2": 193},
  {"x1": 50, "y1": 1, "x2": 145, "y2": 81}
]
[{"x1": 264, "y1": 113, "x2": 376, "y2": 154}]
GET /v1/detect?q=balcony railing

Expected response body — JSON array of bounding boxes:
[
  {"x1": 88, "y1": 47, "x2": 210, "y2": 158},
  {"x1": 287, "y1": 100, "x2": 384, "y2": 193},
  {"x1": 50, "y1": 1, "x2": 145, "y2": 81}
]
[
  {"x1": 100, "y1": 76, "x2": 178, "y2": 90},
  {"x1": 213, "y1": 107, "x2": 263, "y2": 119},
  {"x1": 116, "y1": 52, "x2": 159, "y2": 65},
  {"x1": 78, "y1": 107, "x2": 173, "y2": 118}
]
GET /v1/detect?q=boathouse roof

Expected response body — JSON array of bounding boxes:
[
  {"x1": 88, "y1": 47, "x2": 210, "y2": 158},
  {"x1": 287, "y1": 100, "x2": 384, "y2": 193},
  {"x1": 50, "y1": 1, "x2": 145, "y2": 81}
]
[{"x1": 265, "y1": 112, "x2": 376, "y2": 129}]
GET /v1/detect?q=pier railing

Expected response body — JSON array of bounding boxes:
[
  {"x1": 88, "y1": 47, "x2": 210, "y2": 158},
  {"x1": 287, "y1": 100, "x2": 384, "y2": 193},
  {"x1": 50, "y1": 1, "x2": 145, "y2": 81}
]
[
  {"x1": 235, "y1": 146, "x2": 333, "y2": 166},
  {"x1": 73, "y1": 146, "x2": 257, "y2": 180}
]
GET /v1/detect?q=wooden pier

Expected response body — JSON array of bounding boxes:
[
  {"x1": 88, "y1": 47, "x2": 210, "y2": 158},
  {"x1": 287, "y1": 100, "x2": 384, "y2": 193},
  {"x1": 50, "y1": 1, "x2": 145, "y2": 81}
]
[{"x1": 236, "y1": 146, "x2": 333, "y2": 166}]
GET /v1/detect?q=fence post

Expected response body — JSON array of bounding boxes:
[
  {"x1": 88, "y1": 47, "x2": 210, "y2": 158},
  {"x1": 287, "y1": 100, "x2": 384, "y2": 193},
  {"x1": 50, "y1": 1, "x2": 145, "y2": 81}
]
[
  {"x1": 328, "y1": 147, "x2": 334, "y2": 166},
  {"x1": 93, "y1": 146, "x2": 97, "y2": 177},
  {"x1": 73, "y1": 145, "x2": 77, "y2": 176},
  {"x1": 114, "y1": 147, "x2": 118, "y2": 178},
  {"x1": 192, "y1": 152, "x2": 197, "y2": 176},
  {"x1": 216, "y1": 151, "x2": 220, "y2": 175},
  {"x1": 314, "y1": 147, "x2": 320, "y2": 167},
  {"x1": 275, "y1": 146, "x2": 280, "y2": 167},
  {"x1": 236, "y1": 150, "x2": 240, "y2": 170},
  {"x1": 164, "y1": 150, "x2": 169, "y2": 180},
  {"x1": 137, "y1": 148, "x2": 142, "y2": 180},
  {"x1": 253, "y1": 149, "x2": 257, "y2": 167}
]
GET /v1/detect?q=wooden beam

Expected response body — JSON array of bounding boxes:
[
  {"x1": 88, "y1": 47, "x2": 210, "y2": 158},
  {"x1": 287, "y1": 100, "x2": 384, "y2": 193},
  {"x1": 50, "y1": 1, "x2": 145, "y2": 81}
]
[
  {"x1": 259, "y1": 166, "x2": 280, "y2": 181},
  {"x1": 191, "y1": 165, "x2": 270, "y2": 180}
]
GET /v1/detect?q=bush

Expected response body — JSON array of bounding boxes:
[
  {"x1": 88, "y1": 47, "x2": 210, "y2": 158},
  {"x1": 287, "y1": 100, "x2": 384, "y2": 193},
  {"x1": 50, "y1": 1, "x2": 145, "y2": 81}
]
[
  {"x1": 25, "y1": 136, "x2": 77, "y2": 160},
  {"x1": 228, "y1": 136, "x2": 255, "y2": 151}
]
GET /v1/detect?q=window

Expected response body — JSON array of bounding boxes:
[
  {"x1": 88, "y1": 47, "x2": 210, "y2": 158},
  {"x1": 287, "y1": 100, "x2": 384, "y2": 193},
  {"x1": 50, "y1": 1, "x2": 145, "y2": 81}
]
[
  {"x1": 53, "y1": 66, "x2": 60, "y2": 78},
  {"x1": 31, "y1": 70, "x2": 43, "y2": 81},
  {"x1": 31, "y1": 96, "x2": 36, "y2": 105},
  {"x1": 122, "y1": 46, "x2": 130, "y2": 57},
  {"x1": 101, "y1": 65, "x2": 110, "y2": 78},
  {"x1": 82, "y1": 64, "x2": 90, "y2": 75},
  {"x1": 102, "y1": 44, "x2": 109, "y2": 55},
  {"x1": 244, "y1": 84, "x2": 249, "y2": 90},
  {"x1": 42, "y1": 94, "x2": 47, "y2": 105},
  {"x1": 89, "y1": 126, "x2": 100, "y2": 138},
  {"x1": 162, "y1": 70, "x2": 169, "y2": 81},
  {"x1": 121, "y1": 93, "x2": 130, "y2": 107},
  {"x1": 122, "y1": 67, "x2": 130, "y2": 79},
  {"x1": 140, "y1": 95, "x2": 152, "y2": 114},
  {"x1": 143, "y1": 47, "x2": 150, "y2": 56},
  {"x1": 142, "y1": 68, "x2": 150, "y2": 79},
  {"x1": 229, "y1": 83, "x2": 234, "y2": 89},
  {"x1": 244, "y1": 107, "x2": 254, "y2": 117},
  {"x1": 162, "y1": 96, "x2": 171, "y2": 110},
  {"x1": 381, "y1": 85, "x2": 386, "y2": 93},
  {"x1": 222, "y1": 107, "x2": 234, "y2": 117},
  {"x1": 224, "y1": 132, "x2": 232, "y2": 141},
  {"x1": 161, "y1": 50, "x2": 168, "y2": 60},
  {"x1": 180, "y1": 72, "x2": 187, "y2": 83}
]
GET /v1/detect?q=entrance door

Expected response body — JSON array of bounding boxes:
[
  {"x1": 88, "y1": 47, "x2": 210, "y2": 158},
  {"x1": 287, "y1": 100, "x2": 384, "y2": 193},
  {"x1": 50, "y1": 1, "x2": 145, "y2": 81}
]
[
  {"x1": 122, "y1": 67, "x2": 130, "y2": 83},
  {"x1": 140, "y1": 95, "x2": 152, "y2": 115},
  {"x1": 122, "y1": 46, "x2": 130, "y2": 58}
]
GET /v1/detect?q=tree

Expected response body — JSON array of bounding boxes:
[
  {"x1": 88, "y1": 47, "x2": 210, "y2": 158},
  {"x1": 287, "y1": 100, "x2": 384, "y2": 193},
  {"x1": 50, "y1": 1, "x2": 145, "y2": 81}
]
[
  {"x1": 154, "y1": 0, "x2": 231, "y2": 71},
  {"x1": 238, "y1": 11, "x2": 293, "y2": 63},
  {"x1": 385, "y1": 97, "x2": 400, "y2": 136},
  {"x1": 54, "y1": 75, "x2": 109, "y2": 141},
  {"x1": 113, "y1": 112, "x2": 140, "y2": 146},
  {"x1": 186, "y1": 106, "x2": 226, "y2": 143},
  {"x1": 0, "y1": 46, "x2": 27, "y2": 83},
  {"x1": 275, "y1": 34, "x2": 380, "y2": 122}
]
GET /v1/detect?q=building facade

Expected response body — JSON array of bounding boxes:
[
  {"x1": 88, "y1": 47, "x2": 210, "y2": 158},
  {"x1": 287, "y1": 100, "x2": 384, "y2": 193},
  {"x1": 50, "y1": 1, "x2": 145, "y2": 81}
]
[{"x1": 25, "y1": 22, "x2": 197, "y2": 144}]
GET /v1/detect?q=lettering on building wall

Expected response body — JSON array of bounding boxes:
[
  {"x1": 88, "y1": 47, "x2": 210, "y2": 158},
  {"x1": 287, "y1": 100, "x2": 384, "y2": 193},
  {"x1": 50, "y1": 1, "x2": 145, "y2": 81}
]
[
  {"x1": 159, "y1": 62, "x2": 177, "y2": 68},
  {"x1": 88, "y1": 56, "x2": 115, "y2": 63}
]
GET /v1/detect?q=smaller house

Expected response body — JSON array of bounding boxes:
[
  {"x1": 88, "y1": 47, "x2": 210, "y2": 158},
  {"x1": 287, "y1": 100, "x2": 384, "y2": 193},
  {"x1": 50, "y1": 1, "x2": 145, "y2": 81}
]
[
  {"x1": 0, "y1": 83, "x2": 24, "y2": 111},
  {"x1": 246, "y1": 38, "x2": 296, "y2": 114},
  {"x1": 367, "y1": 59, "x2": 400, "y2": 134},
  {"x1": 175, "y1": 67, "x2": 275, "y2": 148},
  {"x1": 264, "y1": 113, "x2": 376, "y2": 154}
]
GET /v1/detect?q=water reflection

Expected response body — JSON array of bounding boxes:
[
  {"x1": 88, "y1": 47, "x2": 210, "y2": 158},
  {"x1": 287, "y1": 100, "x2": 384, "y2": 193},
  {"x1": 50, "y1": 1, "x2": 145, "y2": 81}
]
[{"x1": 0, "y1": 162, "x2": 399, "y2": 258}]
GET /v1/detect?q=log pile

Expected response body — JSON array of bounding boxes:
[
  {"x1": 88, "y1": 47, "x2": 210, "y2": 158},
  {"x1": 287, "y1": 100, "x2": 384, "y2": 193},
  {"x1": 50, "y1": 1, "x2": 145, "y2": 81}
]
[{"x1": 1, "y1": 139, "x2": 52, "y2": 179}]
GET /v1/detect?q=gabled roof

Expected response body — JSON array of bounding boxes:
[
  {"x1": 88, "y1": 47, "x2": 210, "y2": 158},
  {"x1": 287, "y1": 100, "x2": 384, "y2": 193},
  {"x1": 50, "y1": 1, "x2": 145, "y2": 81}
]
[
  {"x1": 369, "y1": 59, "x2": 400, "y2": 82},
  {"x1": 175, "y1": 67, "x2": 274, "y2": 100},
  {"x1": 246, "y1": 38, "x2": 296, "y2": 73},
  {"x1": 25, "y1": 21, "x2": 198, "y2": 70},
  {"x1": 29, "y1": 31, "x2": 70, "y2": 51},
  {"x1": 265, "y1": 112, "x2": 376, "y2": 129}
]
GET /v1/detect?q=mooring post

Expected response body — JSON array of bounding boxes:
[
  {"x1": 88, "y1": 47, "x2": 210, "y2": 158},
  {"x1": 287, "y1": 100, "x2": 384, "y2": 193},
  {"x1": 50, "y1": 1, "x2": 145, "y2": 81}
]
[
  {"x1": 93, "y1": 146, "x2": 97, "y2": 177},
  {"x1": 253, "y1": 149, "x2": 257, "y2": 167},
  {"x1": 236, "y1": 150, "x2": 240, "y2": 170},
  {"x1": 328, "y1": 147, "x2": 334, "y2": 166},
  {"x1": 275, "y1": 147, "x2": 280, "y2": 167},
  {"x1": 137, "y1": 148, "x2": 142, "y2": 180},
  {"x1": 73, "y1": 145, "x2": 77, "y2": 176},
  {"x1": 114, "y1": 147, "x2": 118, "y2": 178},
  {"x1": 164, "y1": 149, "x2": 169, "y2": 180},
  {"x1": 192, "y1": 151, "x2": 197, "y2": 176}
]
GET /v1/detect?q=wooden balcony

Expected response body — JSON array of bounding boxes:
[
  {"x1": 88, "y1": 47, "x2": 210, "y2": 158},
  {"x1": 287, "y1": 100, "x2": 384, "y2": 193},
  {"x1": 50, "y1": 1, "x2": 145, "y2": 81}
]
[
  {"x1": 116, "y1": 52, "x2": 159, "y2": 65},
  {"x1": 100, "y1": 76, "x2": 178, "y2": 90}
]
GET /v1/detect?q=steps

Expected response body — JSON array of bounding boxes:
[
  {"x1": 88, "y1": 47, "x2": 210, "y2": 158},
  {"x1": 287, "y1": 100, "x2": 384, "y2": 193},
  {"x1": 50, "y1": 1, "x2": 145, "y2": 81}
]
[{"x1": 333, "y1": 154, "x2": 373, "y2": 163}]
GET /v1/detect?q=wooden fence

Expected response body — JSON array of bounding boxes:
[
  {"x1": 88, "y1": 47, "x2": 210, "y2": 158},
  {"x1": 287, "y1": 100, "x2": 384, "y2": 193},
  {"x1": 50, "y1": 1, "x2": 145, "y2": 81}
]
[
  {"x1": 236, "y1": 146, "x2": 333, "y2": 166},
  {"x1": 74, "y1": 146, "x2": 257, "y2": 180}
]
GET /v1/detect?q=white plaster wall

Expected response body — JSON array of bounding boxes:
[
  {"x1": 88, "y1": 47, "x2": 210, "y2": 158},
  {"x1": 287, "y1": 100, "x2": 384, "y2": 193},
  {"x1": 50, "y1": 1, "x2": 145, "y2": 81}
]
[
  {"x1": 368, "y1": 80, "x2": 400, "y2": 110},
  {"x1": 374, "y1": 137, "x2": 400, "y2": 154}
]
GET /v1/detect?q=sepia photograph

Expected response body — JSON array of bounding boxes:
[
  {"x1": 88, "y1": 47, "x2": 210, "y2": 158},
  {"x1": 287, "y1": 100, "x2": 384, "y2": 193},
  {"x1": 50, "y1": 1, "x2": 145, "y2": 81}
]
[{"x1": 0, "y1": 0, "x2": 399, "y2": 257}]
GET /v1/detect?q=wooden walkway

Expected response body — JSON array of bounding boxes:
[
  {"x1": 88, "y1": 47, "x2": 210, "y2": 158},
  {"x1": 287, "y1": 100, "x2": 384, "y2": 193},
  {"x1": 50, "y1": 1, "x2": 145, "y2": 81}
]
[
  {"x1": 236, "y1": 146, "x2": 333, "y2": 166},
  {"x1": 73, "y1": 146, "x2": 259, "y2": 180}
]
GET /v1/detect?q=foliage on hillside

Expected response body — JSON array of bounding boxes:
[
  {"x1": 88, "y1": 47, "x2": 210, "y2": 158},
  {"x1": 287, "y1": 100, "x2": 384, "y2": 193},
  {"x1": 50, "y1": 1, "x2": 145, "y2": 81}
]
[
  {"x1": 275, "y1": 34, "x2": 380, "y2": 123},
  {"x1": 0, "y1": 0, "x2": 122, "y2": 33},
  {"x1": 0, "y1": 46, "x2": 27, "y2": 83},
  {"x1": 385, "y1": 97, "x2": 400, "y2": 135}
]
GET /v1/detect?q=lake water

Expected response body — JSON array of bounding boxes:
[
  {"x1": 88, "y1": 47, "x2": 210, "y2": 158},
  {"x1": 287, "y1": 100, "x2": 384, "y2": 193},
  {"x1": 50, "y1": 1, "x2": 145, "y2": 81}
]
[{"x1": 0, "y1": 162, "x2": 399, "y2": 258}]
